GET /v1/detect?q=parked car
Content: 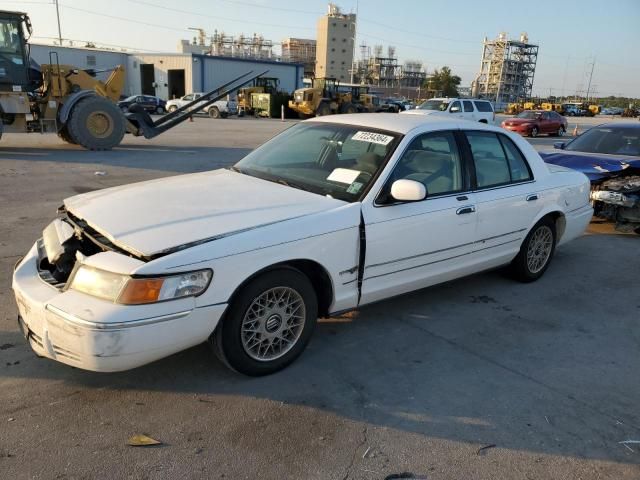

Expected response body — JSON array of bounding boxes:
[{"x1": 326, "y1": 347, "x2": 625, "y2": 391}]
[
  {"x1": 540, "y1": 122, "x2": 640, "y2": 233},
  {"x1": 501, "y1": 110, "x2": 568, "y2": 137},
  {"x1": 13, "y1": 114, "x2": 592, "y2": 375},
  {"x1": 165, "y1": 93, "x2": 238, "y2": 118},
  {"x1": 379, "y1": 98, "x2": 405, "y2": 113},
  {"x1": 118, "y1": 95, "x2": 166, "y2": 114},
  {"x1": 563, "y1": 104, "x2": 587, "y2": 117},
  {"x1": 402, "y1": 98, "x2": 495, "y2": 123}
]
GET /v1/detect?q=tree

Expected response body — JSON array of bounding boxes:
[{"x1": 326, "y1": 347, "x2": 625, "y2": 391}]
[{"x1": 424, "y1": 66, "x2": 461, "y2": 97}]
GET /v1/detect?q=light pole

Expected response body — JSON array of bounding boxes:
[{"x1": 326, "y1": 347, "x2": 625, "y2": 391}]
[{"x1": 54, "y1": 0, "x2": 62, "y2": 46}]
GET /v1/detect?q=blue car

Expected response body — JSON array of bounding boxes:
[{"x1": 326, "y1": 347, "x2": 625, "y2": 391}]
[{"x1": 540, "y1": 123, "x2": 640, "y2": 233}]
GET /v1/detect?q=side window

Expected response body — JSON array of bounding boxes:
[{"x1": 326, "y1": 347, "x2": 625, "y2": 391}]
[
  {"x1": 466, "y1": 132, "x2": 511, "y2": 188},
  {"x1": 463, "y1": 100, "x2": 474, "y2": 112},
  {"x1": 498, "y1": 134, "x2": 533, "y2": 182},
  {"x1": 390, "y1": 131, "x2": 463, "y2": 196},
  {"x1": 183, "y1": 94, "x2": 194, "y2": 101},
  {"x1": 449, "y1": 101, "x2": 461, "y2": 113},
  {"x1": 473, "y1": 101, "x2": 493, "y2": 112}
]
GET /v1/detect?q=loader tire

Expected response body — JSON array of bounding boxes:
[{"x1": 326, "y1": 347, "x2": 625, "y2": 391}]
[
  {"x1": 67, "y1": 96, "x2": 125, "y2": 151},
  {"x1": 341, "y1": 103, "x2": 357, "y2": 114},
  {"x1": 316, "y1": 102, "x2": 331, "y2": 117},
  {"x1": 58, "y1": 126, "x2": 77, "y2": 145}
]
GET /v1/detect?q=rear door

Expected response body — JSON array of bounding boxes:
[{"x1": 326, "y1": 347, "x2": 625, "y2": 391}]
[{"x1": 462, "y1": 130, "x2": 542, "y2": 264}]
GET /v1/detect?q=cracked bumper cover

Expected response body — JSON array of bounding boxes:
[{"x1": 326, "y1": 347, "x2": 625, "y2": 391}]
[{"x1": 12, "y1": 242, "x2": 227, "y2": 372}]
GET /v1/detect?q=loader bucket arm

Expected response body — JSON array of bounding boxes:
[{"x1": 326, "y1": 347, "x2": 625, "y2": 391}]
[{"x1": 125, "y1": 70, "x2": 269, "y2": 139}]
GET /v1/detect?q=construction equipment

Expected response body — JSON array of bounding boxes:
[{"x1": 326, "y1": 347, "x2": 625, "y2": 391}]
[
  {"x1": 506, "y1": 103, "x2": 524, "y2": 115},
  {"x1": 0, "y1": 10, "x2": 265, "y2": 150},
  {"x1": 359, "y1": 93, "x2": 382, "y2": 112},
  {"x1": 588, "y1": 104, "x2": 601, "y2": 116},
  {"x1": 541, "y1": 103, "x2": 565, "y2": 114},
  {"x1": 237, "y1": 77, "x2": 279, "y2": 116},
  {"x1": 0, "y1": 10, "x2": 130, "y2": 149},
  {"x1": 288, "y1": 77, "x2": 357, "y2": 118}
]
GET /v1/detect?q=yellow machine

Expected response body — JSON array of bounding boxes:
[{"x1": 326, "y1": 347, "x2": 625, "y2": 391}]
[
  {"x1": 523, "y1": 102, "x2": 537, "y2": 110},
  {"x1": 0, "y1": 10, "x2": 128, "y2": 149},
  {"x1": 506, "y1": 103, "x2": 524, "y2": 114},
  {"x1": 237, "y1": 77, "x2": 279, "y2": 116},
  {"x1": 359, "y1": 93, "x2": 381, "y2": 112},
  {"x1": 588, "y1": 104, "x2": 601, "y2": 115},
  {"x1": 541, "y1": 103, "x2": 565, "y2": 114},
  {"x1": 288, "y1": 78, "x2": 357, "y2": 118}
]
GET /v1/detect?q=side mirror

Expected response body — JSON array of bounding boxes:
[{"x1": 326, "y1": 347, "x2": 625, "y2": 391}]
[
  {"x1": 553, "y1": 142, "x2": 566, "y2": 150},
  {"x1": 390, "y1": 179, "x2": 427, "y2": 202},
  {"x1": 450, "y1": 106, "x2": 460, "y2": 113}
]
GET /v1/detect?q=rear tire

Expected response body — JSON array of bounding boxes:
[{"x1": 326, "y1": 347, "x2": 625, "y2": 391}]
[
  {"x1": 530, "y1": 126, "x2": 539, "y2": 137},
  {"x1": 168, "y1": 105, "x2": 177, "y2": 113},
  {"x1": 66, "y1": 96, "x2": 125, "y2": 150},
  {"x1": 210, "y1": 268, "x2": 318, "y2": 376},
  {"x1": 155, "y1": 106, "x2": 164, "y2": 114},
  {"x1": 555, "y1": 126, "x2": 566, "y2": 137},
  {"x1": 510, "y1": 217, "x2": 556, "y2": 282},
  {"x1": 209, "y1": 107, "x2": 221, "y2": 119}
]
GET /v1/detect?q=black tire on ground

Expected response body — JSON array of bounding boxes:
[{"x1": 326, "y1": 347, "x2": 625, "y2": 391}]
[
  {"x1": 156, "y1": 106, "x2": 164, "y2": 114},
  {"x1": 530, "y1": 126, "x2": 539, "y2": 137},
  {"x1": 221, "y1": 111, "x2": 229, "y2": 119},
  {"x1": 210, "y1": 268, "x2": 318, "y2": 376},
  {"x1": 209, "y1": 107, "x2": 221, "y2": 119},
  {"x1": 510, "y1": 216, "x2": 557, "y2": 283},
  {"x1": 168, "y1": 105, "x2": 177, "y2": 113},
  {"x1": 555, "y1": 126, "x2": 566, "y2": 137},
  {"x1": 341, "y1": 103, "x2": 356, "y2": 114},
  {"x1": 58, "y1": 126, "x2": 77, "y2": 145},
  {"x1": 66, "y1": 96, "x2": 125, "y2": 151},
  {"x1": 316, "y1": 102, "x2": 331, "y2": 116}
]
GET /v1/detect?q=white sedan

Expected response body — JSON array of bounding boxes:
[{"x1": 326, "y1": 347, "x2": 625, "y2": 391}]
[{"x1": 12, "y1": 115, "x2": 593, "y2": 375}]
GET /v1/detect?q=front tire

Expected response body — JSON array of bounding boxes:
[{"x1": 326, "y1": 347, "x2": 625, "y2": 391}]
[
  {"x1": 66, "y1": 96, "x2": 125, "y2": 150},
  {"x1": 529, "y1": 126, "x2": 539, "y2": 137},
  {"x1": 211, "y1": 268, "x2": 318, "y2": 376},
  {"x1": 209, "y1": 107, "x2": 221, "y2": 119},
  {"x1": 510, "y1": 217, "x2": 556, "y2": 282},
  {"x1": 167, "y1": 105, "x2": 177, "y2": 113}
]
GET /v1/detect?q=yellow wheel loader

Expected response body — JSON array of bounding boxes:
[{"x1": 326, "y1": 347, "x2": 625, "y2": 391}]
[{"x1": 288, "y1": 77, "x2": 357, "y2": 118}]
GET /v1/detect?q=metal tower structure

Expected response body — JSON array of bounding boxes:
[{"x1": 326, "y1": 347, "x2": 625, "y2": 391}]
[{"x1": 474, "y1": 32, "x2": 538, "y2": 107}]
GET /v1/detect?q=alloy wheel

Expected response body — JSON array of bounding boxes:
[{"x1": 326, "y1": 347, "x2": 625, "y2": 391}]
[{"x1": 526, "y1": 225, "x2": 554, "y2": 274}]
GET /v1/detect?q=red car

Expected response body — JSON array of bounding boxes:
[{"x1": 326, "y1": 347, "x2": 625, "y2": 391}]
[{"x1": 501, "y1": 110, "x2": 568, "y2": 137}]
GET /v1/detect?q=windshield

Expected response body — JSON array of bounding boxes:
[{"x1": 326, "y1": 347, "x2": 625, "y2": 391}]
[
  {"x1": 565, "y1": 127, "x2": 640, "y2": 157},
  {"x1": 0, "y1": 17, "x2": 28, "y2": 85},
  {"x1": 516, "y1": 111, "x2": 542, "y2": 120},
  {"x1": 234, "y1": 122, "x2": 400, "y2": 202},
  {"x1": 418, "y1": 100, "x2": 449, "y2": 111}
]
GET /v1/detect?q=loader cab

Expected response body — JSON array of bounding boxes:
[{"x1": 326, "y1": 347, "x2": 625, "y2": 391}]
[
  {"x1": 312, "y1": 77, "x2": 338, "y2": 99},
  {"x1": 0, "y1": 10, "x2": 31, "y2": 92}
]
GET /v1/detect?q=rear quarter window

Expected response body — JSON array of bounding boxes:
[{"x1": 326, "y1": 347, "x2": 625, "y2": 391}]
[{"x1": 474, "y1": 101, "x2": 494, "y2": 112}]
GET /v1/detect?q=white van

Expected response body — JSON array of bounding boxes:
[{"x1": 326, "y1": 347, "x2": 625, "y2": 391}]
[{"x1": 402, "y1": 98, "x2": 495, "y2": 123}]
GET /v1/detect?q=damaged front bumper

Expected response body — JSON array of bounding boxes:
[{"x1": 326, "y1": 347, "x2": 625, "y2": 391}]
[
  {"x1": 591, "y1": 175, "x2": 640, "y2": 233},
  {"x1": 12, "y1": 242, "x2": 227, "y2": 372}
]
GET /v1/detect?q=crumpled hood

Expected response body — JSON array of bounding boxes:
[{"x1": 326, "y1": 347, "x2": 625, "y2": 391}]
[
  {"x1": 64, "y1": 169, "x2": 345, "y2": 257},
  {"x1": 540, "y1": 150, "x2": 640, "y2": 182}
]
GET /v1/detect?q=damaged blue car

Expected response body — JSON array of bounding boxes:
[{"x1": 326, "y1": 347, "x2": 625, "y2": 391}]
[{"x1": 540, "y1": 123, "x2": 640, "y2": 233}]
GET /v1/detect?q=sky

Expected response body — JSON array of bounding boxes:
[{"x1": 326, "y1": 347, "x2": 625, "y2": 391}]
[{"x1": 8, "y1": 0, "x2": 640, "y2": 97}]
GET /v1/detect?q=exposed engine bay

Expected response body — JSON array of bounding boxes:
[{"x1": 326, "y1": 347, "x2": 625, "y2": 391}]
[{"x1": 591, "y1": 175, "x2": 640, "y2": 233}]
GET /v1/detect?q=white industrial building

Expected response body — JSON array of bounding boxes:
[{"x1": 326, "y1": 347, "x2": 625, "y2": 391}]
[{"x1": 29, "y1": 44, "x2": 304, "y2": 100}]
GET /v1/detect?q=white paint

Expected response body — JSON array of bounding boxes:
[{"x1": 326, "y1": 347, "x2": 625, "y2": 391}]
[{"x1": 13, "y1": 114, "x2": 592, "y2": 372}]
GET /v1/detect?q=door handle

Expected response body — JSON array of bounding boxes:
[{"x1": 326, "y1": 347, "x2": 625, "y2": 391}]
[
  {"x1": 456, "y1": 205, "x2": 476, "y2": 215},
  {"x1": 526, "y1": 194, "x2": 538, "y2": 202}
]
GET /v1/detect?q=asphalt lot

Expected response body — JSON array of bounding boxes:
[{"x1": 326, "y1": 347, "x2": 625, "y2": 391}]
[{"x1": 1, "y1": 115, "x2": 638, "y2": 479}]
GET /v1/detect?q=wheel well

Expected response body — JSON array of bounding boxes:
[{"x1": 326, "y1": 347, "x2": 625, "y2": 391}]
[
  {"x1": 227, "y1": 260, "x2": 334, "y2": 318},
  {"x1": 544, "y1": 211, "x2": 566, "y2": 241}
]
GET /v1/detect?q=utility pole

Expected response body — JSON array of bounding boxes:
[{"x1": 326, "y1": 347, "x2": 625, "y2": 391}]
[
  {"x1": 585, "y1": 57, "x2": 596, "y2": 102},
  {"x1": 54, "y1": 0, "x2": 62, "y2": 46}
]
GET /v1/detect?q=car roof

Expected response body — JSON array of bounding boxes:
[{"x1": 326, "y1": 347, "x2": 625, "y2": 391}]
[{"x1": 307, "y1": 113, "x2": 500, "y2": 135}]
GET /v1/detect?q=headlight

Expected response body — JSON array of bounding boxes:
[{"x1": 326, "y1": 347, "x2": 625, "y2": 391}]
[{"x1": 69, "y1": 266, "x2": 212, "y2": 305}]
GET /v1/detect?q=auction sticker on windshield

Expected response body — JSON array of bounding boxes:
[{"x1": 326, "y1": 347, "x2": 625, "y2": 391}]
[{"x1": 352, "y1": 131, "x2": 393, "y2": 145}]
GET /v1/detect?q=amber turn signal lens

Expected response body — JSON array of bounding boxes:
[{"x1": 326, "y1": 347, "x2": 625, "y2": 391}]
[{"x1": 118, "y1": 278, "x2": 165, "y2": 305}]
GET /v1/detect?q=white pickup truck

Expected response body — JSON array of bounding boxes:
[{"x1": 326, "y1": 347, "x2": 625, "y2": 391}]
[{"x1": 165, "y1": 93, "x2": 238, "y2": 118}]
